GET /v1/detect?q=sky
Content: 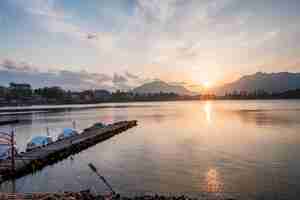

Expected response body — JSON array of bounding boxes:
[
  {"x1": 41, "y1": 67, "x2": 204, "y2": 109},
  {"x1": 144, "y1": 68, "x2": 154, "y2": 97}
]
[{"x1": 0, "y1": 0, "x2": 300, "y2": 91}]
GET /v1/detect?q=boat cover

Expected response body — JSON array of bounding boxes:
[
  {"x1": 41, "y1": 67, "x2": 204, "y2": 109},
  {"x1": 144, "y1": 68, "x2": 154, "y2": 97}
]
[
  {"x1": 30, "y1": 136, "x2": 51, "y2": 145},
  {"x1": 61, "y1": 128, "x2": 77, "y2": 138}
]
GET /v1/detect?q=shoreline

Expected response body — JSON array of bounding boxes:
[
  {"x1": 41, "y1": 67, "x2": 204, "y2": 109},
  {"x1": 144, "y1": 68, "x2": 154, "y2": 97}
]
[
  {"x1": 0, "y1": 191, "x2": 235, "y2": 200},
  {"x1": 0, "y1": 98, "x2": 299, "y2": 115}
]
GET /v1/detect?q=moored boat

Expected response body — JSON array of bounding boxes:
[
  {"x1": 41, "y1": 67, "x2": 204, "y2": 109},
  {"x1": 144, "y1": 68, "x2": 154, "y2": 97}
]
[
  {"x1": 26, "y1": 136, "x2": 53, "y2": 152},
  {"x1": 57, "y1": 128, "x2": 79, "y2": 140},
  {"x1": 84, "y1": 122, "x2": 107, "y2": 132}
]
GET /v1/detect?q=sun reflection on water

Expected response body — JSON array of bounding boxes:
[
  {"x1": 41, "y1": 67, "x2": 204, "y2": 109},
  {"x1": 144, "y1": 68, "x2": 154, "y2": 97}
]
[
  {"x1": 204, "y1": 101, "x2": 212, "y2": 123},
  {"x1": 204, "y1": 168, "x2": 223, "y2": 193}
]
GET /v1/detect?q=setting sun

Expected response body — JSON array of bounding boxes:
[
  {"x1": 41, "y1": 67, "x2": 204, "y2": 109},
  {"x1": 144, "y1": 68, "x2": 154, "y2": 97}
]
[{"x1": 203, "y1": 81, "x2": 212, "y2": 89}]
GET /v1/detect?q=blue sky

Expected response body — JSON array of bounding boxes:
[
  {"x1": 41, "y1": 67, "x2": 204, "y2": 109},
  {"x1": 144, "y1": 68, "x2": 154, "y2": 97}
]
[{"x1": 0, "y1": 0, "x2": 300, "y2": 91}]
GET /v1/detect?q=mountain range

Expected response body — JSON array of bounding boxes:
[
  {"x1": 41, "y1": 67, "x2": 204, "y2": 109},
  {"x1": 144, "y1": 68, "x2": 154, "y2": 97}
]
[
  {"x1": 212, "y1": 72, "x2": 300, "y2": 95},
  {"x1": 2, "y1": 68, "x2": 300, "y2": 96},
  {"x1": 132, "y1": 72, "x2": 300, "y2": 96}
]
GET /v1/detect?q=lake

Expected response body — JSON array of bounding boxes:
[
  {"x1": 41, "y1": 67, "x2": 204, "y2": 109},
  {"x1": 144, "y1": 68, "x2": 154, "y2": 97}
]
[{"x1": 0, "y1": 100, "x2": 300, "y2": 199}]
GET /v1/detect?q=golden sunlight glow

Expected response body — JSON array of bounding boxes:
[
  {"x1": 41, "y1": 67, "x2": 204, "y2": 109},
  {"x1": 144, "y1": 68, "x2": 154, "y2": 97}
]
[
  {"x1": 204, "y1": 101, "x2": 212, "y2": 123},
  {"x1": 203, "y1": 81, "x2": 212, "y2": 89}
]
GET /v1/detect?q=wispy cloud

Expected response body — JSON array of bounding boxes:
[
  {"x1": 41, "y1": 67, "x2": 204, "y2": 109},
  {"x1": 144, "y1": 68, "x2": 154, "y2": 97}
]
[
  {"x1": 2, "y1": 0, "x2": 300, "y2": 86},
  {"x1": 0, "y1": 59, "x2": 37, "y2": 72},
  {"x1": 125, "y1": 71, "x2": 139, "y2": 79},
  {"x1": 13, "y1": 0, "x2": 95, "y2": 42},
  {"x1": 240, "y1": 30, "x2": 280, "y2": 48},
  {"x1": 0, "y1": 59, "x2": 139, "y2": 91},
  {"x1": 23, "y1": 0, "x2": 67, "y2": 19}
]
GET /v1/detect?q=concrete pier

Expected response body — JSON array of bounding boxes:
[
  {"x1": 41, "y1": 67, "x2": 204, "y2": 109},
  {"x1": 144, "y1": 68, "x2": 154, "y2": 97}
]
[{"x1": 0, "y1": 120, "x2": 137, "y2": 183}]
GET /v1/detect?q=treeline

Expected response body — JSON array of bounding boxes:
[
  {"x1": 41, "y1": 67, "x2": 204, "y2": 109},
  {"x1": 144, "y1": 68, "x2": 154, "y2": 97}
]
[
  {"x1": 0, "y1": 82, "x2": 203, "y2": 106},
  {"x1": 2, "y1": 82, "x2": 300, "y2": 106},
  {"x1": 220, "y1": 89, "x2": 300, "y2": 99}
]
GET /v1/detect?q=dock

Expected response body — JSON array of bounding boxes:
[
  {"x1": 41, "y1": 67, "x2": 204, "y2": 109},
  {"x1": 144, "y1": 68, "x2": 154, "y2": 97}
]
[{"x1": 0, "y1": 120, "x2": 137, "y2": 184}]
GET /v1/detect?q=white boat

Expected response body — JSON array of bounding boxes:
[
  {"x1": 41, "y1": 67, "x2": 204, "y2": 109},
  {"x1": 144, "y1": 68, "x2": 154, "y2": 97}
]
[
  {"x1": 26, "y1": 136, "x2": 53, "y2": 152},
  {"x1": 57, "y1": 128, "x2": 79, "y2": 140}
]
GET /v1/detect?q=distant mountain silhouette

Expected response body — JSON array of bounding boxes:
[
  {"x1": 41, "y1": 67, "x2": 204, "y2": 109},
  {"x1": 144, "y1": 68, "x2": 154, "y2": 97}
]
[
  {"x1": 213, "y1": 72, "x2": 300, "y2": 95},
  {"x1": 132, "y1": 80, "x2": 195, "y2": 95}
]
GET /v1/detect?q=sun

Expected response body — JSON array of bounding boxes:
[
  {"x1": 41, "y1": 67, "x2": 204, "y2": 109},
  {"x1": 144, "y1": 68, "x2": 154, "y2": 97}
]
[{"x1": 203, "y1": 81, "x2": 212, "y2": 89}]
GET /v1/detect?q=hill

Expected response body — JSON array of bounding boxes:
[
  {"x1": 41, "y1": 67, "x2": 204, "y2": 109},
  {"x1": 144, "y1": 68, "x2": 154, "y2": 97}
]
[
  {"x1": 132, "y1": 81, "x2": 195, "y2": 95},
  {"x1": 213, "y1": 72, "x2": 300, "y2": 95}
]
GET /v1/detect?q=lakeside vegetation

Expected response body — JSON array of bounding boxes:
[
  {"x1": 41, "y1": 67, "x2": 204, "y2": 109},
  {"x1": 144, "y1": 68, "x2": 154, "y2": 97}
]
[
  {"x1": 0, "y1": 82, "x2": 204, "y2": 106},
  {"x1": 1, "y1": 82, "x2": 300, "y2": 107},
  {"x1": 220, "y1": 89, "x2": 300, "y2": 100}
]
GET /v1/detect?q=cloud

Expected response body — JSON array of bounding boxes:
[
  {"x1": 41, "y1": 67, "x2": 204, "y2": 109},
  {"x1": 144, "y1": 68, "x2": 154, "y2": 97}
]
[
  {"x1": 124, "y1": 71, "x2": 156, "y2": 87},
  {"x1": 0, "y1": 58, "x2": 164, "y2": 91},
  {"x1": 111, "y1": 73, "x2": 130, "y2": 90},
  {"x1": 240, "y1": 30, "x2": 280, "y2": 48},
  {"x1": 0, "y1": 59, "x2": 37, "y2": 72},
  {"x1": 113, "y1": 74, "x2": 127, "y2": 83},
  {"x1": 125, "y1": 71, "x2": 139, "y2": 79},
  {"x1": 19, "y1": 0, "x2": 67, "y2": 19},
  {"x1": 13, "y1": 0, "x2": 94, "y2": 42},
  {"x1": 9, "y1": 0, "x2": 258, "y2": 65},
  {"x1": 4, "y1": 0, "x2": 300, "y2": 86},
  {"x1": 0, "y1": 59, "x2": 115, "y2": 91},
  {"x1": 18, "y1": 0, "x2": 238, "y2": 70}
]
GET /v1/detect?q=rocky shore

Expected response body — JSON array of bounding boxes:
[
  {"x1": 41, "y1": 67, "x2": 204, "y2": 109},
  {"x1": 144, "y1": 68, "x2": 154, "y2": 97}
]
[{"x1": 0, "y1": 190, "x2": 236, "y2": 200}]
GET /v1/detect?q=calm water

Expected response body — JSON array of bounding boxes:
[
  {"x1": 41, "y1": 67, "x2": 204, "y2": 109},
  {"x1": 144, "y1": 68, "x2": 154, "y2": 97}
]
[{"x1": 1, "y1": 100, "x2": 300, "y2": 199}]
